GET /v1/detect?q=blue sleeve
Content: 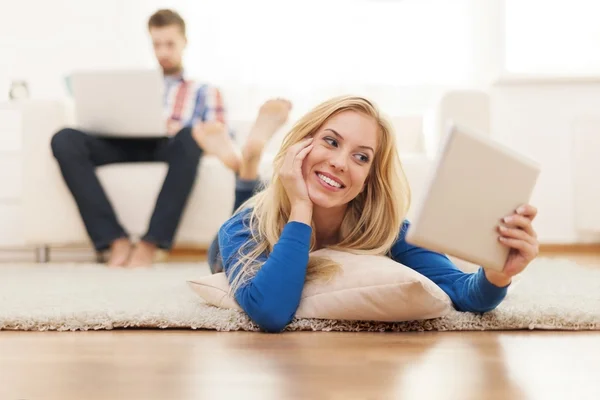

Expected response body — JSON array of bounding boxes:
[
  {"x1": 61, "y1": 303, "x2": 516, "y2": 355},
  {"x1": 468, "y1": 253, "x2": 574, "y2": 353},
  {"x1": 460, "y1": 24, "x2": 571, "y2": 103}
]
[
  {"x1": 217, "y1": 210, "x2": 311, "y2": 332},
  {"x1": 390, "y1": 221, "x2": 509, "y2": 313}
]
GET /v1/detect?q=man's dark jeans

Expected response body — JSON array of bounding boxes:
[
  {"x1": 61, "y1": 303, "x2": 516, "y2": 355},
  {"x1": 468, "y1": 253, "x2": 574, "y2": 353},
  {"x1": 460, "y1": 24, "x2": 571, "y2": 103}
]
[{"x1": 50, "y1": 126, "x2": 202, "y2": 251}]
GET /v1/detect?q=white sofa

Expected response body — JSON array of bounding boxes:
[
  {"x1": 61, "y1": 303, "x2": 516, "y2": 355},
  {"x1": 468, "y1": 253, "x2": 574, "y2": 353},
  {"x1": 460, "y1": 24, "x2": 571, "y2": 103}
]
[{"x1": 19, "y1": 89, "x2": 489, "y2": 260}]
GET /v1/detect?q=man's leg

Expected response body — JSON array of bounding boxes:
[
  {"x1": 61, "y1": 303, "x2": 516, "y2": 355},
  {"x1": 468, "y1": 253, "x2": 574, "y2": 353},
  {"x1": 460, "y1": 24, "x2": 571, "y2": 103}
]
[
  {"x1": 207, "y1": 177, "x2": 262, "y2": 274},
  {"x1": 207, "y1": 98, "x2": 292, "y2": 274},
  {"x1": 123, "y1": 127, "x2": 201, "y2": 266},
  {"x1": 50, "y1": 128, "x2": 137, "y2": 265},
  {"x1": 130, "y1": 118, "x2": 252, "y2": 266}
]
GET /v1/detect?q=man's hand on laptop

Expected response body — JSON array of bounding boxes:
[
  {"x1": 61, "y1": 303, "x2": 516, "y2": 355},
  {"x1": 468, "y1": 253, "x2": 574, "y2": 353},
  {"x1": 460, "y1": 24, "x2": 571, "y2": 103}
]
[{"x1": 167, "y1": 118, "x2": 182, "y2": 136}]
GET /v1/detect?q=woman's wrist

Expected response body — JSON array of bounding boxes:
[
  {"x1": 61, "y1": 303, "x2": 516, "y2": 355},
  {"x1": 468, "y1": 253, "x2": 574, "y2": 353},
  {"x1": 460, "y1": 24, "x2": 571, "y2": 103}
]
[
  {"x1": 483, "y1": 268, "x2": 512, "y2": 288},
  {"x1": 289, "y1": 202, "x2": 313, "y2": 226}
]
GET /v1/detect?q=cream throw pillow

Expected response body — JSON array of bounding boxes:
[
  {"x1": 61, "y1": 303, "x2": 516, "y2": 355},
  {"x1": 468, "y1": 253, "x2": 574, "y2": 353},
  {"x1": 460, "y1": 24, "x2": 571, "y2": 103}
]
[{"x1": 188, "y1": 248, "x2": 453, "y2": 322}]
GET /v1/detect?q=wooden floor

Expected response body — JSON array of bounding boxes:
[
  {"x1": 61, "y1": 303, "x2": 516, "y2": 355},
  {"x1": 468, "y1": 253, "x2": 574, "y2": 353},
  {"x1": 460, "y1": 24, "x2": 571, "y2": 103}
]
[{"x1": 1, "y1": 251, "x2": 599, "y2": 400}]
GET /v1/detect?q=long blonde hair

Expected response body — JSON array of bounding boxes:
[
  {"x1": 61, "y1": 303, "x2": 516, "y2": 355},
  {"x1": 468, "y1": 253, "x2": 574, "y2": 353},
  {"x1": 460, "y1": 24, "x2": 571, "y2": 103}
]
[{"x1": 227, "y1": 95, "x2": 411, "y2": 293}]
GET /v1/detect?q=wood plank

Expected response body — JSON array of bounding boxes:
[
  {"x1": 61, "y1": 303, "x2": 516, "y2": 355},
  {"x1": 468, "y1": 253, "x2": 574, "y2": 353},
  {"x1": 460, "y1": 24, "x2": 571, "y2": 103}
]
[
  {"x1": 167, "y1": 244, "x2": 600, "y2": 263},
  {"x1": 540, "y1": 243, "x2": 600, "y2": 253},
  {"x1": 0, "y1": 330, "x2": 599, "y2": 400}
]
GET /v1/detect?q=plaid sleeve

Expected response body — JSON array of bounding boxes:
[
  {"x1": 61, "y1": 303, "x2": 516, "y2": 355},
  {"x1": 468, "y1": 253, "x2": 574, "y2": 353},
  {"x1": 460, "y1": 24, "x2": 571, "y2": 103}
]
[{"x1": 192, "y1": 84, "x2": 226, "y2": 125}]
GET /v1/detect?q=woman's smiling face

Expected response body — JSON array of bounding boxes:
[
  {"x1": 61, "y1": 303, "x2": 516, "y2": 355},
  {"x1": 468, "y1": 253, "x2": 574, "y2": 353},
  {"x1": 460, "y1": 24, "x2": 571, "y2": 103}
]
[{"x1": 301, "y1": 110, "x2": 379, "y2": 211}]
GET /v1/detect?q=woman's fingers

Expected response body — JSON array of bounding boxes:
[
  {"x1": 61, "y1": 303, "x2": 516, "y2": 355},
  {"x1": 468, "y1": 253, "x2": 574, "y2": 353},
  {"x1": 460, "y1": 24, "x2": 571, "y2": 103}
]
[
  {"x1": 282, "y1": 137, "x2": 313, "y2": 173},
  {"x1": 498, "y1": 236, "x2": 539, "y2": 259},
  {"x1": 294, "y1": 143, "x2": 314, "y2": 167},
  {"x1": 497, "y1": 224, "x2": 537, "y2": 245},
  {"x1": 516, "y1": 204, "x2": 538, "y2": 220},
  {"x1": 502, "y1": 214, "x2": 537, "y2": 238}
]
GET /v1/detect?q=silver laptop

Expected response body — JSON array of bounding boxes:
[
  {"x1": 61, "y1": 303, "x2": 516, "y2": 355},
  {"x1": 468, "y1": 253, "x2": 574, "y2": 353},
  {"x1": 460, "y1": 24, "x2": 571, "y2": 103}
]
[
  {"x1": 405, "y1": 122, "x2": 541, "y2": 272},
  {"x1": 70, "y1": 69, "x2": 167, "y2": 137}
]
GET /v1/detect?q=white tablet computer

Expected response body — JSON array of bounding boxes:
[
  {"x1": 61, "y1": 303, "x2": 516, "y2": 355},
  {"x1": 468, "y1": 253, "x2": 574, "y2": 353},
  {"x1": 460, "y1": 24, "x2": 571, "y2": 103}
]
[{"x1": 405, "y1": 123, "x2": 541, "y2": 272}]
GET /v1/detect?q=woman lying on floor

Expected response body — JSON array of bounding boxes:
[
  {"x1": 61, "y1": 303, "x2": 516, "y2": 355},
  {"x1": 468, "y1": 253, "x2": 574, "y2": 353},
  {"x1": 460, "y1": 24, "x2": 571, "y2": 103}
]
[{"x1": 194, "y1": 96, "x2": 539, "y2": 333}]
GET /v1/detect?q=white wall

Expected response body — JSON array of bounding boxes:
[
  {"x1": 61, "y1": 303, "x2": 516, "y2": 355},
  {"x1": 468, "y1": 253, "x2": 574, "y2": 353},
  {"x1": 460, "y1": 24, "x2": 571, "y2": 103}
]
[
  {"x1": 504, "y1": 0, "x2": 600, "y2": 76},
  {"x1": 487, "y1": 0, "x2": 600, "y2": 244},
  {"x1": 490, "y1": 79, "x2": 600, "y2": 244},
  {"x1": 1, "y1": 0, "x2": 502, "y2": 104},
  {"x1": 0, "y1": 0, "x2": 502, "y2": 136},
  {"x1": 184, "y1": 0, "x2": 479, "y2": 87},
  {"x1": 0, "y1": 0, "x2": 184, "y2": 101},
  {"x1": 2, "y1": 0, "x2": 599, "y2": 246}
]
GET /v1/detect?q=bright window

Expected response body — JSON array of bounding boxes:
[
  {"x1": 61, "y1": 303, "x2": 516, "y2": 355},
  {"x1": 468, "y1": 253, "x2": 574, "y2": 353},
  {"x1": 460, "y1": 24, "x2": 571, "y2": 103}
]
[{"x1": 504, "y1": 0, "x2": 600, "y2": 75}]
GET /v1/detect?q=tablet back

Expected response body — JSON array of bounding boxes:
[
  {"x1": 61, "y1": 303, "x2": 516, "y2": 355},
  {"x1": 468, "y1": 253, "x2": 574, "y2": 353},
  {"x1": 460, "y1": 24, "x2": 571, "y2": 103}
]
[{"x1": 405, "y1": 123, "x2": 541, "y2": 272}]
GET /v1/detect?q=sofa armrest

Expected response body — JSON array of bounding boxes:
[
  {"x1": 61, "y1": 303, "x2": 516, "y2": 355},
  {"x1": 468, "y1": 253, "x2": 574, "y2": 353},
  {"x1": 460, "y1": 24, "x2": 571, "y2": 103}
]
[
  {"x1": 20, "y1": 100, "x2": 70, "y2": 150},
  {"x1": 20, "y1": 100, "x2": 78, "y2": 246}
]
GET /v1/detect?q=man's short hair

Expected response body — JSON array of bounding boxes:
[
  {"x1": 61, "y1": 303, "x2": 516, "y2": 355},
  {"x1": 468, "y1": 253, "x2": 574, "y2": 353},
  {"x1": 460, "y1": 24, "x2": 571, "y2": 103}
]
[{"x1": 148, "y1": 9, "x2": 186, "y2": 36}]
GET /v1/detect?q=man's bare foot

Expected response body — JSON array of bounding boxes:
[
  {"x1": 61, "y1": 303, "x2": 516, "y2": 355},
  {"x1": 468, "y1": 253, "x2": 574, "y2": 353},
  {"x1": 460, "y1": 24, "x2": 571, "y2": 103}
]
[
  {"x1": 107, "y1": 238, "x2": 133, "y2": 267},
  {"x1": 126, "y1": 240, "x2": 157, "y2": 268},
  {"x1": 240, "y1": 98, "x2": 292, "y2": 179},
  {"x1": 192, "y1": 121, "x2": 241, "y2": 172}
]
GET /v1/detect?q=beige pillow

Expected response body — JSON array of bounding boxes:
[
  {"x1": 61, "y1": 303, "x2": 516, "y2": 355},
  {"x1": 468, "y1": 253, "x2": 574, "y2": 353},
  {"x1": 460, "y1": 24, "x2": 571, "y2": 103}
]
[{"x1": 188, "y1": 248, "x2": 453, "y2": 322}]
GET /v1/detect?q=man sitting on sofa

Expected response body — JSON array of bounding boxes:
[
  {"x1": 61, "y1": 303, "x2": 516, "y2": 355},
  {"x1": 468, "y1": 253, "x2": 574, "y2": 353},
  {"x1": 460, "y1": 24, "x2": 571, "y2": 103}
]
[{"x1": 50, "y1": 9, "x2": 231, "y2": 267}]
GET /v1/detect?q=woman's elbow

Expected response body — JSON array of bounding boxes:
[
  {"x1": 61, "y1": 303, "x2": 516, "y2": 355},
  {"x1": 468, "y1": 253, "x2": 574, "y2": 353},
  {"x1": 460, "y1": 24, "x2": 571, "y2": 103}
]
[
  {"x1": 248, "y1": 307, "x2": 294, "y2": 333},
  {"x1": 455, "y1": 301, "x2": 501, "y2": 314},
  {"x1": 236, "y1": 292, "x2": 295, "y2": 333},
  {"x1": 256, "y1": 315, "x2": 291, "y2": 333}
]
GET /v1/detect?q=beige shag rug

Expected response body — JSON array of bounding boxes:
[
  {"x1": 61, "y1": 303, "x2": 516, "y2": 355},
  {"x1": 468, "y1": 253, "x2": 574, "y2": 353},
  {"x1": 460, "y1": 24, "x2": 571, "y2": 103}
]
[{"x1": 0, "y1": 257, "x2": 599, "y2": 332}]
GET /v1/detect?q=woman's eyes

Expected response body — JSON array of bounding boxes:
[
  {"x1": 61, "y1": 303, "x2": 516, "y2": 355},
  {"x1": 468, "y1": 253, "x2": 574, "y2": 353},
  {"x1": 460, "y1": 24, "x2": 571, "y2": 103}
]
[
  {"x1": 355, "y1": 154, "x2": 370, "y2": 163},
  {"x1": 323, "y1": 136, "x2": 370, "y2": 163},
  {"x1": 324, "y1": 136, "x2": 338, "y2": 147}
]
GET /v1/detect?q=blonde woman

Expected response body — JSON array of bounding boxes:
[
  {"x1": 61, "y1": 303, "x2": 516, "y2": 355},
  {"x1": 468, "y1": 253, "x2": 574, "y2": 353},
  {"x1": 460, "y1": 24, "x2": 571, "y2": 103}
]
[{"x1": 200, "y1": 96, "x2": 539, "y2": 333}]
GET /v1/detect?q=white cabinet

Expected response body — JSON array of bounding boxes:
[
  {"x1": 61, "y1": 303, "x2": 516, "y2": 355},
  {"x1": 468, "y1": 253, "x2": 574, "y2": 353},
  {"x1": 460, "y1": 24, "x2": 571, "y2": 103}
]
[
  {"x1": 572, "y1": 115, "x2": 600, "y2": 235},
  {"x1": 0, "y1": 103, "x2": 25, "y2": 248},
  {"x1": 0, "y1": 101, "x2": 95, "y2": 262}
]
